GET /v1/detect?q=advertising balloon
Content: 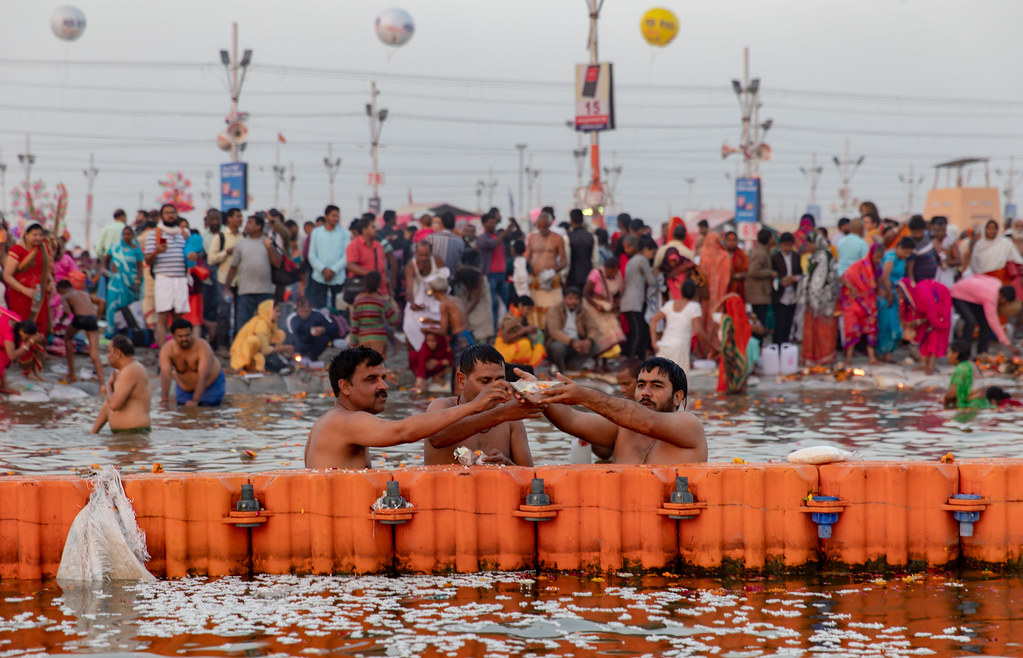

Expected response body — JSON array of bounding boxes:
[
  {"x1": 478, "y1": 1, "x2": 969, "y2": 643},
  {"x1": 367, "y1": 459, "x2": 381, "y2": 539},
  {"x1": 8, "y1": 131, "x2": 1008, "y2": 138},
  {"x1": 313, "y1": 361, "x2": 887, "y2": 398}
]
[
  {"x1": 375, "y1": 8, "x2": 415, "y2": 47},
  {"x1": 640, "y1": 8, "x2": 678, "y2": 47},
  {"x1": 51, "y1": 6, "x2": 86, "y2": 41}
]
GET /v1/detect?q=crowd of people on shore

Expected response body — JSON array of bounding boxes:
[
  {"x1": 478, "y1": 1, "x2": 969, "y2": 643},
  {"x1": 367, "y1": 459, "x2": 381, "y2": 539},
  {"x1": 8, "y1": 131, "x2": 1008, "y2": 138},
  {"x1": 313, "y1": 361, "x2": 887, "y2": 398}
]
[{"x1": 2, "y1": 196, "x2": 1022, "y2": 445}]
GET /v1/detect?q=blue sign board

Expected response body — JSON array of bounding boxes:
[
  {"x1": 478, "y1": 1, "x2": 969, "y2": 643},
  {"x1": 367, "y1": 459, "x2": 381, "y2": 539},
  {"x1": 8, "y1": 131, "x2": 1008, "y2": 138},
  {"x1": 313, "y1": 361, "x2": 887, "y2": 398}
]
[
  {"x1": 1007, "y1": 203, "x2": 1018, "y2": 220},
  {"x1": 735, "y1": 177, "x2": 761, "y2": 224},
  {"x1": 806, "y1": 205, "x2": 822, "y2": 223},
  {"x1": 220, "y1": 162, "x2": 248, "y2": 211}
]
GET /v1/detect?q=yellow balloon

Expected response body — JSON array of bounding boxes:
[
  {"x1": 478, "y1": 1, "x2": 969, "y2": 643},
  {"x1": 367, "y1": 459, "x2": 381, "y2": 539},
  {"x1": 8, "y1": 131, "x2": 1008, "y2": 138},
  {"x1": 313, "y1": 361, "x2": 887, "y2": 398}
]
[{"x1": 640, "y1": 7, "x2": 679, "y2": 47}]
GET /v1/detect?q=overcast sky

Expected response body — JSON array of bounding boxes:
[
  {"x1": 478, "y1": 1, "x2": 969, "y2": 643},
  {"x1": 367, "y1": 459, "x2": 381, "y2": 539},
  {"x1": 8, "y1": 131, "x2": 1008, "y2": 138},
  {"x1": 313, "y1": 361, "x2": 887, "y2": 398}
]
[{"x1": 1, "y1": 0, "x2": 1021, "y2": 245}]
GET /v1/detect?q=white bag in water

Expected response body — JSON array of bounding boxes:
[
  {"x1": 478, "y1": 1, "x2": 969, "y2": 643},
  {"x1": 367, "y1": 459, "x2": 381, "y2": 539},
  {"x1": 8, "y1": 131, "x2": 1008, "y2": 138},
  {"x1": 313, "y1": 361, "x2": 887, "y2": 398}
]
[
  {"x1": 787, "y1": 446, "x2": 856, "y2": 465},
  {"x1": 56, "y1": 465, "x2": 155, "y2": 582}
]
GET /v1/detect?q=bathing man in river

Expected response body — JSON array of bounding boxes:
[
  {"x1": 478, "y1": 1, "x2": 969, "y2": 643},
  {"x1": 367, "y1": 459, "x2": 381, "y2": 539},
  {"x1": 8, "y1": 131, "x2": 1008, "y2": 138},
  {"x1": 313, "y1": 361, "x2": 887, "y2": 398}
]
[
  {"x1": 305, "y1": 346, "x2": 511, "y2": 469},
  {"x1": 91, "y1": 335, "x2": 152, "y2": 434},
  {"x1": 528, "y1": 356, "x2": 707, "y2": 464},
  {"x1": 423, "y1": 344, "x2": 541, "y2": 466},
  {"x1": 159, "y1": 318, "x2": 225, "y2": 407}
]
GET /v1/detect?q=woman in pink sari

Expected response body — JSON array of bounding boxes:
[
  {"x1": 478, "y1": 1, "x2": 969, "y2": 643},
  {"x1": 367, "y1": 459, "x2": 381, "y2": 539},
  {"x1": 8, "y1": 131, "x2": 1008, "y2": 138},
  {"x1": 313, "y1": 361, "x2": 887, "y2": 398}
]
[
  {"x1": 3, "y1": 223, "x2": 52, "y2": 336},
  {"x1": 583, "y1": 258, "x2": 626, "y2": 360},
  {"x1": 839, "y1": 242, "x2": 883, "y2": 366},
  {"x1": 896, "y1": 277, "x2": 952, "y2": 375}
]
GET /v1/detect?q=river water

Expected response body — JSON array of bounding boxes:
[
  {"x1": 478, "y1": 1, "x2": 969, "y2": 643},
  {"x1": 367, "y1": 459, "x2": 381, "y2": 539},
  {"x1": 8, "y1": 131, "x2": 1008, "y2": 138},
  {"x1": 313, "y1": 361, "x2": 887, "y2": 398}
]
[
  {"x1": 3, "y1": 378, "x2": 1023, "y2": 656},
  {"x1": 1, "y1": 378, "x2": 1021, "y2": 475}
]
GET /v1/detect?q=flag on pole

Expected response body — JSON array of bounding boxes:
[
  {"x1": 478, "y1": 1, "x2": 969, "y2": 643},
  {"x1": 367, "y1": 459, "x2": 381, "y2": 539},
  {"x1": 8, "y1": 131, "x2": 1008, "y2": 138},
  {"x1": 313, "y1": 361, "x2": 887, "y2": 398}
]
[
  {"x1": 508, "y1": 187, "x2": 515, "y2": 218},
  {"x1": 277, "y1": 133, "x2": 286, "y2": 144}
]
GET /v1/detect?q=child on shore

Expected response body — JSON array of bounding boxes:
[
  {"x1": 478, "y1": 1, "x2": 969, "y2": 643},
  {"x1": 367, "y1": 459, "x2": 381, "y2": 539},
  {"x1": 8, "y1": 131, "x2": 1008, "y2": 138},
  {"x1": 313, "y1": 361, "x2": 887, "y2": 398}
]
[{"x1": 57, "y1": 279, "x2": 105, "y2": 386}]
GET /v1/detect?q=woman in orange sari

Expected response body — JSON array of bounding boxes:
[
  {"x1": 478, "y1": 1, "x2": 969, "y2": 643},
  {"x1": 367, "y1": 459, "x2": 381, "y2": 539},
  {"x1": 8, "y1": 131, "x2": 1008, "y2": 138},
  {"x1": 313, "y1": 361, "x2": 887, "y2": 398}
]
[
  {"x1": 699, "y1": 232, "x2": 731, "y2": 340},
  {"x1": 3, "y1": 223, "x2": 52, "y2": 335}
]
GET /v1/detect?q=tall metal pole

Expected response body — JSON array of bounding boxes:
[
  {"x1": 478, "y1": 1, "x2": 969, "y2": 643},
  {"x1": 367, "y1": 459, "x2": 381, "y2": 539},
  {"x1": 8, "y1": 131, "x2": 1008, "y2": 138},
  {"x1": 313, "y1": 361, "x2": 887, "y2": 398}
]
[
  {"x1": 685, "y1": 177, "x2": 695, "y2": 210},
  {"x1": 368, "y1": 81, "x2": 382, "y2": 211},
  {"x1": 741, "y1": 48, "x2": 751, "y2": 178},
  {"x1": 230, "y1": 23, "x2": 239, "y2": 163},
  {"x1": 0, "y1": 148, "x2": 7, "y2": 220},
  {"x1": 899, "y1": 164, "x2": 923, "y2": 214},
  {"x1": 485, "y1": 168, "x2": 497, "y2": 209},
  {"x1": 833, "y1": 138, "x2": 865, "y2": 215},
  {"x1": 586, "y1": 0, "x2": 604, "y2": 205},
  {"x1": 83, "y1": 152, "x2": 98, "y2": 250},
  {"x1": 515, "y1": 144, "x2": 526, "y2": 218},
  {"x1": 324, "y1": 142, "x2": 341, "y2": 204},
  {"x1": 273, "y1": 140, "x2": 283, "y2": 207},
  {"x1": 202, "y1": 170, "x2": 213, "y2": 209},
  {"x1": 800, "y1": 153, "x2": 822, "y2": 206},
  {"x1": 18, "y1": 134, "x2": 34, "y2": 191},
  {"x1": 287, "y1": 162, "x2": 296, "y2": 215}
]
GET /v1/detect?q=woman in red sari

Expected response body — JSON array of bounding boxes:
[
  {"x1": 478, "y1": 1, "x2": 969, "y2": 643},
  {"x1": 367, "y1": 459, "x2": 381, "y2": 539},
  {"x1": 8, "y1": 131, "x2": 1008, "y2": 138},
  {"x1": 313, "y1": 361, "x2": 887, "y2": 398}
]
[
  {"x1": 839, "y1": 242, "x2": 883, "y2": 366},
  {"x1": 3, "y1": 223, "x2": 52, "y2": 335}
]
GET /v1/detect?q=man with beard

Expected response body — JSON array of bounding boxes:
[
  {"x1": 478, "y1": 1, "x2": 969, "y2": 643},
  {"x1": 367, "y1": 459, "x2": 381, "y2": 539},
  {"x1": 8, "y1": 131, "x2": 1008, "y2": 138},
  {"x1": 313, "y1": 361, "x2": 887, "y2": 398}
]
[
  {"x1": 423, "y1": 344, "x2": 539, "y2": 466},
  {"x1": 159, "y1": 318, "x2": 225, "y2": 407},
  {"x1": 304, "y1": 346, "x2": 511, "y2": 469},
  {"x1": 527, "y1": 356, "x2": 706, "y2": 464},
  {"x1": 144, "y1": 203, "x2": 190, "y2": 345}
]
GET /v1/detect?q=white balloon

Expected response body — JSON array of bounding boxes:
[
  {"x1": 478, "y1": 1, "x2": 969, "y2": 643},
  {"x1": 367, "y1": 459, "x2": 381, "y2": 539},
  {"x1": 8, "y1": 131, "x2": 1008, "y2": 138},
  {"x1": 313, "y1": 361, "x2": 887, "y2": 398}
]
[
  {"x1": 375, "y1": 8, "x2": 414, "y2": 47},
  {"x1": 51, "y1": 6, "x2": 86, "y2": 41}
]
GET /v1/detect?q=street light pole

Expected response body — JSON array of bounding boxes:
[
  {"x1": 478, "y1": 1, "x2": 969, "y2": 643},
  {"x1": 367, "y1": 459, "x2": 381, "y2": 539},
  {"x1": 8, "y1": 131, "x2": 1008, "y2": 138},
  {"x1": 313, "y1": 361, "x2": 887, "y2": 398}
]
[
  {"x1": 800, "y1": 153, "x2": 823, "y2": 207},
  {"x1": 273, "y1": 140, "x2": 285, "y2": 208},
  {"x1": 898, "y1": 164, "x2": 924, "y2": 214},
  {"x1": 366, "y1": 81, "x2": 388, "y2": 213},
  {"x1": 83, "y1": 152, "x2": 98, "y2": 250},
  {"x1": 833, "y1": 138, "x2": 865, "y2": 214},
  {"x1": 585, "y1": 0, "x2": 605, "y2": 207},
  {"x1": 515, "y1": 143, "x2": 526, "y2": 218},
  {"x1": 18, "y1": 134, "x2": 35, "y2": 192},
  {"x1": 219, "y1": 23, "x2": 253, "y2": 164},
  {"x1": 324, "y1": 142, "x2": 341, "y2": 205},
  {"x1": 0, "y1": 148, "x2": 7, "y2": 220}
]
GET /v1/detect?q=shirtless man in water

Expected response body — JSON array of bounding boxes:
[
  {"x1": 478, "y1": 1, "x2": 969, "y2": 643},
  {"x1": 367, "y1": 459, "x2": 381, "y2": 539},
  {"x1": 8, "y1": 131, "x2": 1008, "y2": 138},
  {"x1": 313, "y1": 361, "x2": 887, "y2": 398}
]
[
  {"x1": 305, "y1": 346, "x2": 511, "y2": 469},
  {"x1": 526, "y1": 356, "x2": 707, "y2": 465},
  {"x1": 91, "y1": 335, "x2": 152, "y2": 433},
  {"x1": 423, "y1": 344, "x2": 540, "y2": 466},
  {"x1": 159, "y1": 318, "x2": 225, "y2": 407}
]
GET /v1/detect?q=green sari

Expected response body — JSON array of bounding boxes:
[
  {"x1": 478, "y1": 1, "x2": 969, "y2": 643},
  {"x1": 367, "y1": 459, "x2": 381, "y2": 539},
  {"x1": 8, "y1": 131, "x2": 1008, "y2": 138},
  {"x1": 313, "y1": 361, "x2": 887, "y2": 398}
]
[{"x1": 951, "y1": 361, "x2": 990, "y2": 409}]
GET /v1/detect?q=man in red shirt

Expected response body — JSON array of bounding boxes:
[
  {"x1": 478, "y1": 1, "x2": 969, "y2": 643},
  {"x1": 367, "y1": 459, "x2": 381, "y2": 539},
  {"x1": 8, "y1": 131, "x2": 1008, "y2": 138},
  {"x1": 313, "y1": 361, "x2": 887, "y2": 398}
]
[{"x1": 346, "y1": 218, "x2": 388, "y2": 295}]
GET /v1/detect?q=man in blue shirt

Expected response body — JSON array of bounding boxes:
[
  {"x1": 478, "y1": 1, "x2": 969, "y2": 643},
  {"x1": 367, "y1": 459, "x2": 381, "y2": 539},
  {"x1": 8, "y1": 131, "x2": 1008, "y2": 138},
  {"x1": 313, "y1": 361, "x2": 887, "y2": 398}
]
[
  {"x1": 836, "y1": 218, "x2": 869, "y2": 278},
  {"x1": 286, "y1": 297, "x2": 340, "y2": 360},
  {"x1": 307, "y1": 204, "x2": 349, "y2": 310}
]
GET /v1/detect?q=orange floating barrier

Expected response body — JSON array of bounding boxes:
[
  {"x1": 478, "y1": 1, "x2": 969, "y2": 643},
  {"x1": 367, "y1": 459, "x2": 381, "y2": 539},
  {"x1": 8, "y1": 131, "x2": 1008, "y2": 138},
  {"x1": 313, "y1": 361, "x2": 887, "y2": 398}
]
[
  {"x1": 817, "y1": 462, "x2": 958, "y2": 568},
  {"x1": 393, "y1": 466, "x2": 536, "y2": 573},
  {"x1": 0, "y1": 475, "x2": 91, "y2": 580},
  {"x1": 124, "y1": 473, "x2": 251, "y2": 578},
  {"x1": 956, "y1": 459, "x2": 1023, "y2": 566},
  {"x1": 250, "y1": 469, "x2": 393, "y2": 575},
  {"x1": 677, "y1": 463, "x2": 819, "y2": 571},
  {"x1": 533, "y1": 464, "x2": 679, "y2": 572}
]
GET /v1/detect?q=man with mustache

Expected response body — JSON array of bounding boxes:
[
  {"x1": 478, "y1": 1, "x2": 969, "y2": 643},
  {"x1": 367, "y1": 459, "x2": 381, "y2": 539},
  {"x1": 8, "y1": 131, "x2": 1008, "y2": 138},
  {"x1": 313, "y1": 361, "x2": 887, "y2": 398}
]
[
  {"x1": 305, "y1": 346, "x2": 511, "y2": 469},
  {"x1": 526, "y1": 357, "x2": 706, "y2": 465}
]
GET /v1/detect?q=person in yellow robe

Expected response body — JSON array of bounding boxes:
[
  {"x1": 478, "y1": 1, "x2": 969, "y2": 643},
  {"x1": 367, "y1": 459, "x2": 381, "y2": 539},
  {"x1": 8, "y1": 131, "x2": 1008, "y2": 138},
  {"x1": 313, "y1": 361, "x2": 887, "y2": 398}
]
[{"x1": 230, "y1": 299, "x2": 292, "y2": 372}]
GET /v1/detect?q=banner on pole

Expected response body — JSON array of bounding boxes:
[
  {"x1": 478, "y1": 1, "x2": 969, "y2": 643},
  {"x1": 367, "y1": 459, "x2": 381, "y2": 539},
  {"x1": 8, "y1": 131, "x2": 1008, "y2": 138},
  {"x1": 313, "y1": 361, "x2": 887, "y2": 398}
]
[
  {"x1": 735, "y1": 177, "x2": 761, "y2": 225},
  {"x1": 220, "y1": 163, "x2": 247, "y2": 211},
  {"x1": 574, "y1": 63, "x2": 615, "y2": 132}
]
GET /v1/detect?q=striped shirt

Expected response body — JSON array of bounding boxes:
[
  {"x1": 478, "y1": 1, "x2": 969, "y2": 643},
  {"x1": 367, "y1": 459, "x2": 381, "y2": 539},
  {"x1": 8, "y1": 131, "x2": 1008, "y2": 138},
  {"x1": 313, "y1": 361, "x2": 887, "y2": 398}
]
[
  {"x1": 144, "y1": 226, "x2": 188, "y2": 278},
  {"x1": 425, "y1": 231, "x2": 465, "y2": 273},
  {"x1": 350, "y1": 292, "x2": 400, "y2": 342}
]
